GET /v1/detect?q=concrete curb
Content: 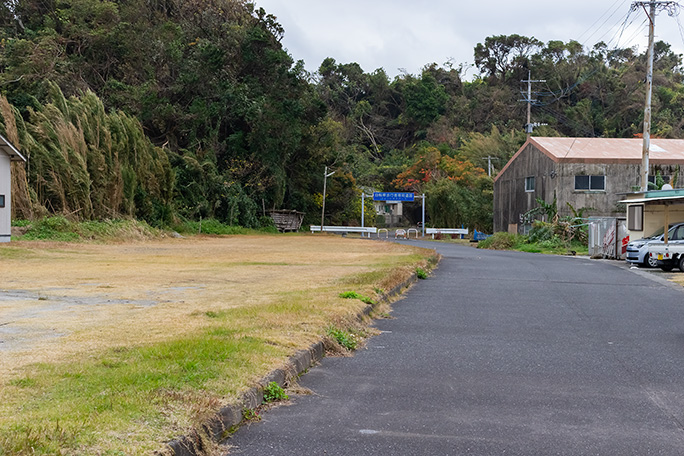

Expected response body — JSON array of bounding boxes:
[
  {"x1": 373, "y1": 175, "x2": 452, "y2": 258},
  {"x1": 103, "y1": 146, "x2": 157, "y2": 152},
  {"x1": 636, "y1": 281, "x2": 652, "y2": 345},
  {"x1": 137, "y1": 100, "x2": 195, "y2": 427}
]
[{"x1": 160, "y1": 272, "x2": 420, "y2": 456}]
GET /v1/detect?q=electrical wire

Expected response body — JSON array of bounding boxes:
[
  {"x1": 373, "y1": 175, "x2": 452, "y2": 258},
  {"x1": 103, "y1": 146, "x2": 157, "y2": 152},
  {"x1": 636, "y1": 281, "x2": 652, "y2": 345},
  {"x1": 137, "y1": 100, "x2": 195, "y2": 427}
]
[
  {"x1": 580, "y1": 0, "x2": 630, "y2": 47},
  {"x1": 523, "y1": 2, "x2": 682, "y2": 136},
  {"x1": 605, "y1": 9, "x2": 639, "y2": 49},
  {"x1": 674, "y1": 9, "x2": 684, "y2": 49},
  {"x1": 536, "y1": 104, "x2": 597, "y2": 138},
  {"x1": 619, "y1": 17, "x2": 650, "y2": 49},
  {"x1": 518, "y1": 8, "x2": 636, "y2": 108}
]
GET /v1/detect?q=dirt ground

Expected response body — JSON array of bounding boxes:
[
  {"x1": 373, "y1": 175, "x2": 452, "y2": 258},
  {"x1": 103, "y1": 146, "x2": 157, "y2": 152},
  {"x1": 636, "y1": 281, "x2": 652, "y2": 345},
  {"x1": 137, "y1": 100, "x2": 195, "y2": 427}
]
[{"x1": 0, "y1": 235, "x2": 414, "y2": 381}]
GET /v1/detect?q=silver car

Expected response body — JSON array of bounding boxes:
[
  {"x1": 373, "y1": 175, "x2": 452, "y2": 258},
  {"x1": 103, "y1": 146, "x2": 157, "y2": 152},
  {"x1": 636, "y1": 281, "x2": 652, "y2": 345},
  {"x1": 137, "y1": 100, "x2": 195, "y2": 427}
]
[{"x1": 626, "y1": 224, "x2": 684, "y2": 267}]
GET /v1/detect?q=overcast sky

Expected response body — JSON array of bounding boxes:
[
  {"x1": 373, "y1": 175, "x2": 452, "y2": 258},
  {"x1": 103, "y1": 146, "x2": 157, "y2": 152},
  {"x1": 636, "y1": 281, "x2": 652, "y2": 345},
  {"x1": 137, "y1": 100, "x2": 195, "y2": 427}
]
[{"x1": 253, "y1": 0, "x2": 684, "y2": 79}]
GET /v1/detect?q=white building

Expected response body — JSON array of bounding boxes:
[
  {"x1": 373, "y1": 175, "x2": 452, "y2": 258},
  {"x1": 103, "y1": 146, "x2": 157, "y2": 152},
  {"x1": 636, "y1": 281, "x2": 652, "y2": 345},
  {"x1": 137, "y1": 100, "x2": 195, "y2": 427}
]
[{"x1": 0, "y1": 134, "x2": 26, "y2": 242}]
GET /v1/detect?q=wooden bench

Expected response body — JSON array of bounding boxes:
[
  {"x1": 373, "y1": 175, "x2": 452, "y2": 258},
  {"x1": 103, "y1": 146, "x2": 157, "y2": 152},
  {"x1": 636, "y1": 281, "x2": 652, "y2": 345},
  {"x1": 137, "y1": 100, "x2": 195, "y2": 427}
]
[{"x1": 425, "y1": 228, "x2": 468, "y2": 239}]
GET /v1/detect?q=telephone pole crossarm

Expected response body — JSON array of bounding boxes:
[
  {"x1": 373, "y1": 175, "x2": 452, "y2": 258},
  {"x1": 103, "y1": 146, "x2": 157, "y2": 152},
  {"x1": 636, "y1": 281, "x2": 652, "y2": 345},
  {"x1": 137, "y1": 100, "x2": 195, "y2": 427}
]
[{"x1": 521, "y1": 70, "x2": 546, "y2": 137}]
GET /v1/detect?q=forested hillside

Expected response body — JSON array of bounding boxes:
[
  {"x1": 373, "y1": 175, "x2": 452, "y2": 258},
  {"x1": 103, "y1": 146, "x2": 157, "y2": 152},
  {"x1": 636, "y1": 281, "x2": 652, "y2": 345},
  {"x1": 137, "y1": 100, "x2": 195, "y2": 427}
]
[{"x1": 1, "y1": 0, "x2": 683, "y2": 231}]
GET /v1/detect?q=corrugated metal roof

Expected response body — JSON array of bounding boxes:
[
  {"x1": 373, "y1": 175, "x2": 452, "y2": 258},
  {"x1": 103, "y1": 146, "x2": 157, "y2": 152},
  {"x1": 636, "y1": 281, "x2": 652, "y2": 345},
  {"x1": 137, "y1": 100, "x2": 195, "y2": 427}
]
[
  {"x1": 494, "y1": 137, "x2": 684, "y2": 183},
  {"x1": 532, "y1": 137, "x2": 684, "y2": 164},
  {"x1": 0, "y1": 134, "x2": 25, "y2": 162},
  {"x1": 619, "y1": 196, "x2": 684, "y2": 204},
  {"x1": 620, "y1": 189, "x2": 684, "y2": 204}
]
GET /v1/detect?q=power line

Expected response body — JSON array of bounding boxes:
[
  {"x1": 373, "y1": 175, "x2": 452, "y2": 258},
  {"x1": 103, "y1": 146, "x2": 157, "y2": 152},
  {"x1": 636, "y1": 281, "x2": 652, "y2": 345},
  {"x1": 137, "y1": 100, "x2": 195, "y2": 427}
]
[
  {"x1": 595, "y1": 7, "x2": 637, "y2": 48},
  {"x1": 673, "y1": 8, "x2": 684, "y2": 48},
  {"x1": 536, "y1": 104, "x2": 597, "y2": 138},
  {"x1": 516, "y1": 2, "x2": 682, "y2": 137},
  {"x1": 580, "y1": 0, "x2": 631, "y2": 47},
  {"x1": 620, "y1": 17, "x2": 651, "y2": 49}
]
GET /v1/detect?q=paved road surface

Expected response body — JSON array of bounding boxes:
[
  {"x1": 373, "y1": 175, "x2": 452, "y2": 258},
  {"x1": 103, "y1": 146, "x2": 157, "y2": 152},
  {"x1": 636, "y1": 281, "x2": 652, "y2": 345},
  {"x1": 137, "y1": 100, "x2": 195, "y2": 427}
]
[{"x1": 226, "y1": 241, "x2": 684, "y2": 455}]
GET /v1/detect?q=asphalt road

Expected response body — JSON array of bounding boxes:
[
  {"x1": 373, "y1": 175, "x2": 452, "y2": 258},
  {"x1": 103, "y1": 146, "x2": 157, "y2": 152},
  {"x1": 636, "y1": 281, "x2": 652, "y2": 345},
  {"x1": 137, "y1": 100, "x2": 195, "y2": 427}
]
[{"x1": 226, "y1": 241, "x2": 684, "y2": 455}]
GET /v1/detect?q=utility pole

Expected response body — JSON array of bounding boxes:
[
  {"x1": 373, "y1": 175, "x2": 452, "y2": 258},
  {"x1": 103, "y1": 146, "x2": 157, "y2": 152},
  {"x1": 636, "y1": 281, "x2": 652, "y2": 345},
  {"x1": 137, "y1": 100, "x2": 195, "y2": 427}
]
[
  {"x1": 632, "y1": 1, "x2": 678, "y2": 191},
  {"x1": 320, "y1": 166, "x2": 335, "y2": 232},
  {"x1": 484, "y1": 156, "x2": 498, "y2": 177},
  {"x1": 520, "y1": 70, "x2": 546, "y2": 138}
]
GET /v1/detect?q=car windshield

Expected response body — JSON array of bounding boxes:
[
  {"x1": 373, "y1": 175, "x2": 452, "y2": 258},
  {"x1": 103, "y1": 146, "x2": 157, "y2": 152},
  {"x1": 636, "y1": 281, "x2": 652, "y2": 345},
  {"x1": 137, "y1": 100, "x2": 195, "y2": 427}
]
[{"x1": 647, "y1": 225, "x2": 678, "y2": 240}]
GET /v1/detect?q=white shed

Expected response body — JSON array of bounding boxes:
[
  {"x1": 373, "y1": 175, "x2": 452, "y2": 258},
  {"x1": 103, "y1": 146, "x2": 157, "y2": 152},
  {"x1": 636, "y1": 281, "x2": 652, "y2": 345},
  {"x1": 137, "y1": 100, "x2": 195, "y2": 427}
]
[{"x1": 0, "y1": 134, "x2": 26, "y2": 242}]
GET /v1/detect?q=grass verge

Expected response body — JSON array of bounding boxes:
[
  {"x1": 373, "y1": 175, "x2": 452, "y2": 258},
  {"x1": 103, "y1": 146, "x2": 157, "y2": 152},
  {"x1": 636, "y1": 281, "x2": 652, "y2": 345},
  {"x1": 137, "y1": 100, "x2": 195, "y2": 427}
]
[
  {"x1": 0, "y1": 235, "x2": 436, "y2": 455},
  {"x1": 12, "y1": 216, "x2": 280, "y2": 242},
  {"x1": 477, "y1": 231, "x2": 588, "y2": 256}
]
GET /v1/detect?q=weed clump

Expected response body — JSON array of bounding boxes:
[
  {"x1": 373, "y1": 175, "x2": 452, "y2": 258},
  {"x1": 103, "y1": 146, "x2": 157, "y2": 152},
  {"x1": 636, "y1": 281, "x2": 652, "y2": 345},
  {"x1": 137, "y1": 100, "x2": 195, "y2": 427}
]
[
  {"x1": 416, "y1": 267, "x2": 428, "y2": 279},
  {"x1": 327, "y1": 327, "x2": 360, "y2": 351},
  {"x1": 242, "y1": 408, "x2": 261, "y2": 422},
  {"x1": 263, "y1": 382, "x2": 288, "y2": 403},
  {"x1": 478, "y1": 228, "x2": 586, "y2": 255},
  {"x1": 478, "y1": 232, "x2": 525, "y2": 250},
  {"x1": 338, "y1": 291, "x2": 375, "y2": 305}
]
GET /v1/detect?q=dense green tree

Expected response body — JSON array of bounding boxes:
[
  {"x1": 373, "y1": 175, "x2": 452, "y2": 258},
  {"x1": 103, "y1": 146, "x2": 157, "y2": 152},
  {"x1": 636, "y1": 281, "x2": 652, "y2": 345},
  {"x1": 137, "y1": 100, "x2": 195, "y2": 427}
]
[{"x1": 4, "y1": 1, "x2": 684, "y2": 232}]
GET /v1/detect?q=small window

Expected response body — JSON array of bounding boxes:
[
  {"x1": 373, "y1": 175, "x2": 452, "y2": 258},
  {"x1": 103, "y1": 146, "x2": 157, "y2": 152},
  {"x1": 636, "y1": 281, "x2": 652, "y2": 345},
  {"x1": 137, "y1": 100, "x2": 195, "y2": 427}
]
[
  {"x1": 590, "y1": 175, "x2": 605, "y2": 191},
  {"x1": 575, "y1": 175, "x2": 589, "y2": 190},
  {"x1": 627, "y1": 204, "x2": 643, "y2": 231},
  {"x1": 575, "y1": 175, "x2": 605, "y2": 191},
  {"x1": 0, "y1": 195, "x2": 5, "y2": 208},
  {"x1": 525, "y1": 176, "x2": 535, "y2": 192}
]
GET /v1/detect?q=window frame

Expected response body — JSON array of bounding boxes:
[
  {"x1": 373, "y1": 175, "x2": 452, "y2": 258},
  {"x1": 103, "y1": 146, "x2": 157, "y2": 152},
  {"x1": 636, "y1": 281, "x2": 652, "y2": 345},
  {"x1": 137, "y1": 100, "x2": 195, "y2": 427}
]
[
  {"x1": 627, "y1": 204, "x2": 644, "y2": 231},
  {"x1": 0, "y1": 194, "x2": 5, "y2": 208},
  {"x1": 574, "y1": 175, "x2": 605, "y2": 192},
  {"x1": 524, "y1": 176, "x2": 535, "y2": 193}
]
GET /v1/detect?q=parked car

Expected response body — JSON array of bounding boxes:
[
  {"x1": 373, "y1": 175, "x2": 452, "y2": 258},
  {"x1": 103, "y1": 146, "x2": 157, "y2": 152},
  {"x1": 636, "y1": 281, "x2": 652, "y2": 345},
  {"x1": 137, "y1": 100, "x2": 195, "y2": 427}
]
[
  {"x1": 648, "y1": 223, "x2": 684, "y2": 271},
  {"x1": 626, "y1": 223, "x2": 684, "y2": 267}
]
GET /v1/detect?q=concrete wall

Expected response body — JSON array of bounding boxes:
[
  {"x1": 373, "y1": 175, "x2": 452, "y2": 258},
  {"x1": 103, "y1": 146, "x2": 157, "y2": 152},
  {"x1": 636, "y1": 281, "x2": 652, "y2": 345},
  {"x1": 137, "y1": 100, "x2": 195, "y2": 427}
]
[
  {"x1": 555, "y1": 163, "x2": 631, "y2": 218},
  {"x1": 0, "y1": 153, "x2": 10, "y2": 242}
]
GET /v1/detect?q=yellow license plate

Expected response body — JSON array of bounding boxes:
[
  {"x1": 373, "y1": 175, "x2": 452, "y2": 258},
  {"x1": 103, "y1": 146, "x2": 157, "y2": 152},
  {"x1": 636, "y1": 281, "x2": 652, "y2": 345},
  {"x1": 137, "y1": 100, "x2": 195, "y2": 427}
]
[{"x1": 658, "y1": 254, "x2": 663, "y2": 260}]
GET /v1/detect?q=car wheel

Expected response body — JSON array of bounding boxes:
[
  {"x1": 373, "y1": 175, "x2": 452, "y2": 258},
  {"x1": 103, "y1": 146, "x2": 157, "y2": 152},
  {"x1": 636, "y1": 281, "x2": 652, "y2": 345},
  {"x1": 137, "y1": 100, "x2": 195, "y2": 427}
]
[
  {"x1": 679, "y1": 256, "x2": 684, "y2": 273},
  {"x1": 647, "y1": 255, "x2": 659, "y2": 268}
]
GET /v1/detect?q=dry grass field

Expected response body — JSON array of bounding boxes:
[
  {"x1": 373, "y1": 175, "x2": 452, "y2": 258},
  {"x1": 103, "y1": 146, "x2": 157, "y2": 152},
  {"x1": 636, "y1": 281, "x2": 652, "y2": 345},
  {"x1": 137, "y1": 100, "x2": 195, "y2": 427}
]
[{"x1": 0, "y1": 234, "x2": 435, "y2": 455}]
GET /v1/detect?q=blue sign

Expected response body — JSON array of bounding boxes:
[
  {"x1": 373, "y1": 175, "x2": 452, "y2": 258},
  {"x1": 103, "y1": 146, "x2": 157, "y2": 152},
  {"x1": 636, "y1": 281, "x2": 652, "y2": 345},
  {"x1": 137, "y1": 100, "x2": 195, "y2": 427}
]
[{"x1": 373, "y1": 192, "x2": 415, "y2": 202}]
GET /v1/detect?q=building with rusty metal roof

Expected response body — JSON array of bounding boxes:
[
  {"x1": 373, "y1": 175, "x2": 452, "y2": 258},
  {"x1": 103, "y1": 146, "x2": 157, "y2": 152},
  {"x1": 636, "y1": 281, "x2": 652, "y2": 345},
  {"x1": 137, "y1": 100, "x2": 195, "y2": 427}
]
[{"x1": 493, "y1": 137, "x2": 684, "y2": 233}]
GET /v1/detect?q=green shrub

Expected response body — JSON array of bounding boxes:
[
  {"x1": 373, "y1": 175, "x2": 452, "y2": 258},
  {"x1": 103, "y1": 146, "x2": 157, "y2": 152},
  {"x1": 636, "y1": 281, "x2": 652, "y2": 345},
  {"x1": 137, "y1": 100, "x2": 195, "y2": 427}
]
[
  {"x1": 18, "y1": 217, "x2": 159, "y2": 242},
  {"x1": 173, "y1": 218, "x2": 250, "y2": 235},
  {"x1": 416, "y1": 267, "x2": 428, "y2": 279},
  {"x1": 539, "y1": 236, "x2": 565, "y2": 250},
  {"x1": 258, "y1": 216, "x2": 279, "y2": 233},
  {"x1": 478, "y1": 232, "x2": 525, "y2": 250},
  {"x1": 21, "y1": 217, "x2": 78, "y2": 241},
  {"x1": 528, "y1": 221, "x2": 554, "y2": 243}
]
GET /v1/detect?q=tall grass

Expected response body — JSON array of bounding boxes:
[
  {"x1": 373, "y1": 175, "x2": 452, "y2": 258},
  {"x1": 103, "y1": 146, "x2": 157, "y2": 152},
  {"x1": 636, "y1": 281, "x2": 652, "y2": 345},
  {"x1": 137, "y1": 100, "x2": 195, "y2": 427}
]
[{"x1": 0, "y1": 84, "x2": 174, "y2": 225}]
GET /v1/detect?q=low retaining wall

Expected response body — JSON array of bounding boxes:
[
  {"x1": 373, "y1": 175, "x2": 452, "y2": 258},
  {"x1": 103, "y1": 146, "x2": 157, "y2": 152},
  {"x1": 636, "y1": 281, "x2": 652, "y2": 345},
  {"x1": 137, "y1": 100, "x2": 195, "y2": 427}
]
[{"x1": 160, "y1": 272, "x2": 421, "y2": 456}]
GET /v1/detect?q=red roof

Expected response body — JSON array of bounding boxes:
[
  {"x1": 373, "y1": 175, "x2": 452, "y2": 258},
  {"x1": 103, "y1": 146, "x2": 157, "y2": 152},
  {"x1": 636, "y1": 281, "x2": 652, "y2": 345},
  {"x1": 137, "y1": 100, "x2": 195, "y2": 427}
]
[{"x1": 495, "y1": 137, "x2": 684, "y2": 182}]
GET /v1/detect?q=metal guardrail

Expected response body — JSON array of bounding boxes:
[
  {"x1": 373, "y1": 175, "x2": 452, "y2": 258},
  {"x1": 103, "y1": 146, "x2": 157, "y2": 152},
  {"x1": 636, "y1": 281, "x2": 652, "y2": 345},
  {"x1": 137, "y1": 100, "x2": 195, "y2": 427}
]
[
  {"x1": 425, "y1": 228, "x2": 469, "y2": 239},
  {"x1": 310, "y1": 226, "x2": 378, "y2": 234}
]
